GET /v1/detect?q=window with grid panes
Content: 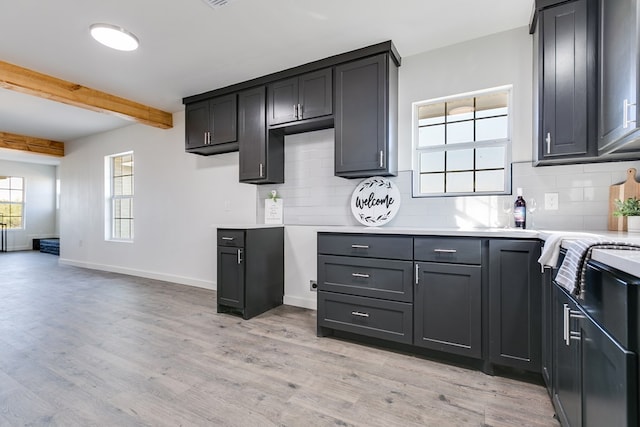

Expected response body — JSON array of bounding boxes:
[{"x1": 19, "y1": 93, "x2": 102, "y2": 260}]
[
  {"x1": 413, "y1": 86, "x2": 512, "y2": 197},
  {"x1": 0, "y1": 176, "x2": 24, "y2": 229},
  {"x1": 108, "y1": 152, "x2": 134, "y2": 240}
]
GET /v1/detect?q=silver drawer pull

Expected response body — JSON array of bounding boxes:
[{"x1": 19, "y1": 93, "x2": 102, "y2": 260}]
[
  {"x1": 351, "y1": 273, "x2": 370, "y2": 278},
  {"x1": 221, "y1": 237, "x2": 234, "y2": 241},
  {"x1": 351, "y1": 311, "x2": 370, "y2": 318},
  {"x1": 434, "y1": 249, "x2": 457, "y2": 253},
  {"x1": 351, "y1": 244, "x2": 369, "y2": 249}
]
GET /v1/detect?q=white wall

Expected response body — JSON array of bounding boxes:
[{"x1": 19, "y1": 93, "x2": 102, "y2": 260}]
[
  {"x1": 59, "y1": 111, "x2": 257, "y2": 288},
  {"x1": 0, "y1": 159, "x2": 57, "y2": 251},
  {"x1": 57, "y1": 25, "x2": 635, "y2": 310}
]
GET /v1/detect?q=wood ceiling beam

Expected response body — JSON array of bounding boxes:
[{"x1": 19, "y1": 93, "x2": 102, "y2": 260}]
[
  {"x1": 0, "y1": 132, "x2": 64, "y2": 157},
  {"x1": 0, "y1": 60, "x2": 173, "y2": 129}
]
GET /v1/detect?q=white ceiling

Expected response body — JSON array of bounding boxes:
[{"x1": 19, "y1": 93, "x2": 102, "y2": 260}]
[{"x1": 0, "y1": 0, "x2": 532, "y2": 162}]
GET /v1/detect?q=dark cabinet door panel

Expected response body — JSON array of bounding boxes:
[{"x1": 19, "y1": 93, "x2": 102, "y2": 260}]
[
  {"x1": 217, "y1": 246, "x2": 244, "y2": 309},
  {"x1": 598, "y1": 0, "x2": 640, "y2": 153},
  {"x1": 238, "y1": 87, "x2": 266, "y2": 182},
  {"x1": 489, "y1": 240, "x2": 541, "y2": 371},
  {"x1": 414, "y1": 237, "x2": 482, "y2": 264},
  {"x1": 209, "y1": 94, "x2": 237, "y2": 144},
  {"x1": 552, "y1": 284, "x2": 581, "y2": 427},
  {"x1": 299, "y1": 68, "x2": 332, "y2": 120},
  {"x1": 185, "y1": 100, "x2": 210, "y2": 150},
  {"x1": 541, "y1": 0, "x2": 591, "y2": 157},
  {"x1": 414, "y1": 262, "x2": 482, "y2": 359},
  {"x1": 335, "y1": 54, "x2": 397, "y2": 177},
  {"x1": 582, "y1": 314, "x2": 637, "y2": 427},
  {"x1": 268, "y1": 77, "x2": 298, "y2": 125}
]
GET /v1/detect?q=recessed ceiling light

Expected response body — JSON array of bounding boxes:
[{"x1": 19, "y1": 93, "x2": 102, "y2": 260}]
[{"x1": 90, "y1": 23, "x2": 139, "y2": 51}]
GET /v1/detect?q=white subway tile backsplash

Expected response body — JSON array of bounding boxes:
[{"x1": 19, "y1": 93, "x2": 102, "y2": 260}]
[{"x1": 256, "y1": 133, "x2": 640, "y2": 232}]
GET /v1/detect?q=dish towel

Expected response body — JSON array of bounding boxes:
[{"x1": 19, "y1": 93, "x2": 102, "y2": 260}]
[
  {"x1": 537, "y1": 232, "x2": 601, "y2": 271},
  {"x1": 555, "y1": 239, "x2": 640, "y2": 298}
]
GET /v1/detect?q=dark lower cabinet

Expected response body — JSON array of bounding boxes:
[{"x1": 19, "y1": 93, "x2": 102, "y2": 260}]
[
  {"x1": 488, "y1": 240, "x2": 542, "y2": 372},
  {"x1": 237, "y1": 86, "x2": 284, "y2": 184},
  {"x1": 334, "y1": 53, "x2": 398, "y2": 178},
  {"x1": 414, "y1": 262, "x2": 482, "y2": 359},
  {"x1": 317, "y1": 233, "x2": 543, "y2": 377},
  {"x1": 553, "y1": 284, "x2": 582, "y2": 427},
  {"x1": 581, "y1": 312, "x2": 636, "y2": 427},
  {"x1": 217, "y1": 227, "x2": 284, "y2": 320},
  {"x1": 552, "y1": 273, "x2": 638, "y2": 427}
]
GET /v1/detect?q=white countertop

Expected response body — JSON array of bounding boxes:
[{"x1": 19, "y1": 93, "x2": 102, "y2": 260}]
[{"x1": 591, "y1": 249, "x2": 640, "y2": 277}]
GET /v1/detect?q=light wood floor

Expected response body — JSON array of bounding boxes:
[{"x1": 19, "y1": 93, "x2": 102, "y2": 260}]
[{"x1": 0, "y1": 251, "x2": 558, "y2": 426}]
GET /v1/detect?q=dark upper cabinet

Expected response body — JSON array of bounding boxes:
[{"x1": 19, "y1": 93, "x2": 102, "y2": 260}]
[
  {"x1": 238, "y1": 86, "x2": 284, "y2": 184},
  {"x1": 334, "y1": 53, "x2": 398, "y2": 178},
  {"x1": 598, "y1": 0, "x2": 640, "y2": 154},
  {"x1": 535, "y1": 0, "x2": 597, "y2": 163},
  {"x1": 414, "y1": 261, "x2": 482, "y2": 359},
  {"x1": 267, "y1": 68, "x2": 332, "y2": 126},
  {"x1": 185, "y1": 94, "x2": 238, "y2": 155},
  {"x1": 488, "y1": 240, "x2": 542, "y2": 372}
]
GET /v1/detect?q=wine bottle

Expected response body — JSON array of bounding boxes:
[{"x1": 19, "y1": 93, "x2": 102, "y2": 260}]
[{"x1": 514, "y1": 188, "x2": 526, "y2": 229}]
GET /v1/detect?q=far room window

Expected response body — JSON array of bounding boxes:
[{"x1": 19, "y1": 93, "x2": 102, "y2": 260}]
[
  {"x1": 106, "y1": 152, "x2": 134, "y2": 241},
  {"x1": 0, "y1": 176, "x2": 24, "y2": 229},
  {"x1": 412, "y1": 86, "x2": 512, "y2": 197}
]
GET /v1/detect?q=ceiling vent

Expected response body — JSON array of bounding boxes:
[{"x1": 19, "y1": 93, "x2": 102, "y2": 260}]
[{"x1": 201, "y1": 0, "x2": 235, "y2": 8}]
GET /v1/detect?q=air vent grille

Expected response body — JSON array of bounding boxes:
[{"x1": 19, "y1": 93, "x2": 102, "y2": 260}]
[{"x1": 201, "y1": 0, "x2": 235, "y2": 8}]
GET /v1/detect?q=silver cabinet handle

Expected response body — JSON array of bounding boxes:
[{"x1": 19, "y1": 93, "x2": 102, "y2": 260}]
[
  {"x1": 351, "y1": 273, "x2": 370, "y2": 278},
  {"x1": 351, "y1": 311, "x2": 369, "y2": 318},
  {"x1": 624, "y1": 99, "x2": 637, "y2": 128},
  {"x1": 415, "y1": 263, "x2": 419, "y2": 285},
  {"x1": 221, "y1": 237, "x2": 234, "y2": 241},
  {"x1": 563, "y1": 304, "x2": 571, "y2": 346},
  {"x1": 569, "y1": 309, "x2": 584, "y2": 341},
  {"x1": 298, "y1": 103, "x2": 302, "y2": 119},
  {"x1": 545, "y1": 132, "x2": 551, "y2": 154},
  {"x1": 434, "y1": 249, "x2": 457, "y2": 253},
  {"x1": 259, "y1": 163, "x2": 264, "y2": 177},
  {"x1": 237, "y1": 249, "x2": 243, "y2": 264},
  {"x1": 379, "y1": 150, "x2": 384, "y2": 168},
  {"x1": 351, "y1": 244, "x2": 369, "y2": 249},
  {"x1": 204, "y1": 132, "x2": 208, "y2": 146},
  {"x1": 293, "y1": 104, "x2": 298, "y2": 119}
]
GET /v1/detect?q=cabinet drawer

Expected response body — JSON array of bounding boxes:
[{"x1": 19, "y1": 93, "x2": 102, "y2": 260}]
[
  {"x1": 318, "y1": 292, "x2": 413, "y2": 344},
  {"x1": 318, "y1": 233, "x2": 412, "y2": 260},
  {"x1": 318, "y1": 255, "x2": 413, "y2": 302},
  {"x1": 217, "y1": 229, "x2": 245, "y2": 248},
  {"x1": 414, "y1": 237, "x2": 481, "y2": 264}
]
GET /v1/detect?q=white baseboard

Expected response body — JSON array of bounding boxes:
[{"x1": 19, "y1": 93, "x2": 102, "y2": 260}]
[
  {"x1": 284, "y1": 295, "x2": 317, "y2": 310},
  {"x1": 58, "y1": 258, "x2": 216, "y2": 290}
]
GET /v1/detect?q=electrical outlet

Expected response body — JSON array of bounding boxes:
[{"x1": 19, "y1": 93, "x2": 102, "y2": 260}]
[
  {"x1": 544, "y1": 193, "x2": 559, "y2": 210},
  {"x1": 310, "y1": 280, "x2": 318, "y2": 291}
]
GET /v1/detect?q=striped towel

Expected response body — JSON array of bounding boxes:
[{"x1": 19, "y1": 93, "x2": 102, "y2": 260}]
[{"x1": 555, "y1": 239, "x2": 640, "y2": 298}]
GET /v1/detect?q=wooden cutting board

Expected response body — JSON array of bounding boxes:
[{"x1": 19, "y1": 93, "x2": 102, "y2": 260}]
[{"x1": 609, "y1": 168, "x2": 640, "y2": 231}]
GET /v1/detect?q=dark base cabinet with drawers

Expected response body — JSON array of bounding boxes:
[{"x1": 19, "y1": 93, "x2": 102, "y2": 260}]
[
  {"x1": 317, "y1": 232, "x2": 542, "y2": 376},
  {"x1": 546, "y1": 261, "x2": 640, "y2": 427},
  {"x1": 217, "y1": 227, "x2": 284, "y2": 320}
]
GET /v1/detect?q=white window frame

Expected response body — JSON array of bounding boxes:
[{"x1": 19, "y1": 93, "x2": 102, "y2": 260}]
[
  {"x1": 105, "y1": 151, "x2": 134, "y2": 242},
  {"x1": 412, "y1": 85, "x2": 513, "y2": 197},
  {"x1": 0, "y1": 176, "x2": 25, "y2": 229}
]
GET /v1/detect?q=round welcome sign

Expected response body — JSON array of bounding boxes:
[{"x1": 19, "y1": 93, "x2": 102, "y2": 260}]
[{"x1": 350, "y1": 177, "x2": 401, "y2": 226}]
